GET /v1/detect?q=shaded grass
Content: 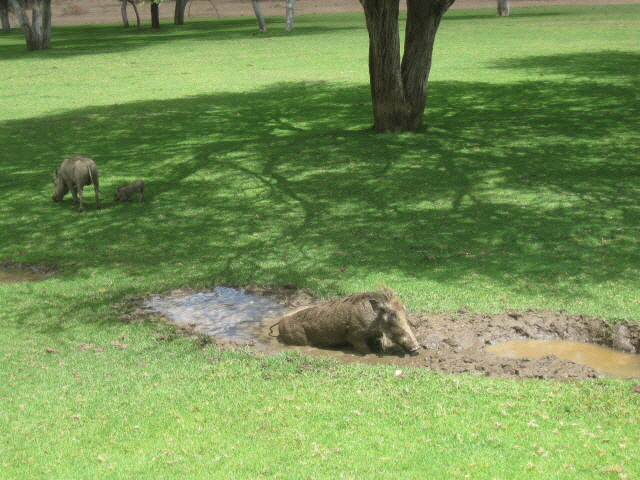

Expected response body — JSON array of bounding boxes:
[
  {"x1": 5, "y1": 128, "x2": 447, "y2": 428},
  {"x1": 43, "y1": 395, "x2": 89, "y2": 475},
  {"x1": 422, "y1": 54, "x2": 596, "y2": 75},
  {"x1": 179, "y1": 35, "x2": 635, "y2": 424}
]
[{"x1": 1, "y1": 4, "x2": 640, "y2": 479}]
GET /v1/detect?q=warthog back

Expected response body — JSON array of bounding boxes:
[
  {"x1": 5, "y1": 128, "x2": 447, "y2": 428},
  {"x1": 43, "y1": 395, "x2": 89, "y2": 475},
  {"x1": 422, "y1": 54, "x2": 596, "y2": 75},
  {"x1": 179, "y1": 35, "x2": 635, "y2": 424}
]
[{"x1": 52, "y1": 156, "x2": 101, "y2": 212}]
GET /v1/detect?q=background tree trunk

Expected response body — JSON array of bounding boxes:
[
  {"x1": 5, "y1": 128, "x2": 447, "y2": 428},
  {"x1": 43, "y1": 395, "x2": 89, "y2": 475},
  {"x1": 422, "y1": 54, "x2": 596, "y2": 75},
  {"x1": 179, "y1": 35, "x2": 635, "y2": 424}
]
[
  {"x1": 129, "y1": 0, "x2": 141, "y2": 29},
  {"x1": 252, "y1": 0, "x2": 266, "y2": 33},
  {"x1": 150, "y1": 1, "x2": 160, "y2": 28},
  {"x1": 360, "y1": 0, "x2": 454, "y2": 132},
  {"x1": 285, "y1": 0, "x2": 295, "y2": 31},
  {"x1": 10, "y1": 0, "x2": 52, "y2": 50},
  {"x1": 121, "y1": 0, "x2": 129, "y2": 27},
  {"x1": 0, "y1": 0, "x2": 10, "y2": 33},
  {"x1": 174, "y1": 0, "x2": 189, "y2": 25},
  {"x1": 496, "y1": 0, "x2": 510, "y2": 16}
]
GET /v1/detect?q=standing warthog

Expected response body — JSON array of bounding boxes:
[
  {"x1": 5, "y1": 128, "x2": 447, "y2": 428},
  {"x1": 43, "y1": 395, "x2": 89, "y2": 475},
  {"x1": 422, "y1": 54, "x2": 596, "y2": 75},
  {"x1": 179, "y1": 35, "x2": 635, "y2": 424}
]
[
  {"x1": 52, "y1": 156, "x2": 101, "y2": 212},
  {"x1": 276, "y1": 288, "x2": 421, "y2": 356},
  {"x1": 114, "y1": 180, "x2": 145, "y2": 202}
]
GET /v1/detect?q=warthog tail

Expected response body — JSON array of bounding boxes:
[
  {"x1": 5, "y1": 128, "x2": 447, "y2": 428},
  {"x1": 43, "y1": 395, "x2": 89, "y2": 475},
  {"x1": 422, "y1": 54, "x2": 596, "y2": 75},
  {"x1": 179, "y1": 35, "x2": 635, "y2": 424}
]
[
  {"x1": 87, "y1": 165, "x2": 104, "y2": 193},
  {"x1": 268, "y1": 320, "x2": 281, "y2": 337}
]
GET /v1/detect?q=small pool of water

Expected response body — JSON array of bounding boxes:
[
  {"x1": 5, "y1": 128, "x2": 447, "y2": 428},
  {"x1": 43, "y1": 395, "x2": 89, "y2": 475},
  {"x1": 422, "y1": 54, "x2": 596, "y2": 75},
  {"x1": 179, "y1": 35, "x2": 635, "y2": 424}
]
[
  {"x1": 486, "y1": 340, "x2": 640, "y2": 379},
  {"x1": 0, "y1": 266, "x2": 52, "y2": 285},
  {"x1": 143, "y1": 287, "x2": 287, "y2": 342}
]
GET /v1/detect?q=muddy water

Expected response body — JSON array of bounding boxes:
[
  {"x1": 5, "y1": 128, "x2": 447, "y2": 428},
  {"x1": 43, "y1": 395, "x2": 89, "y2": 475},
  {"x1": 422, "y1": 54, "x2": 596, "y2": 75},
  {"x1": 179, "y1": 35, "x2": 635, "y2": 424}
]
[
  {"x1": 486, "y1": 340, "x2": 640, "y2": 379},
  {"x1": 0, "y1": 266, "x2": 51, "y2": 285}
]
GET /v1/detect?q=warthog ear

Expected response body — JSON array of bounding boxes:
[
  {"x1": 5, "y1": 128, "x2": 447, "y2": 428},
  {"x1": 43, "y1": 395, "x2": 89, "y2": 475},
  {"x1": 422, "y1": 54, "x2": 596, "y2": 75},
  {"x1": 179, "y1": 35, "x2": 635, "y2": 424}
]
[
  {"x1": 369, "y1": 298, "x2": 392, "y2": 318},
  {"x1": 369, "y1": 298, "x2": 383, "y2": 312}
]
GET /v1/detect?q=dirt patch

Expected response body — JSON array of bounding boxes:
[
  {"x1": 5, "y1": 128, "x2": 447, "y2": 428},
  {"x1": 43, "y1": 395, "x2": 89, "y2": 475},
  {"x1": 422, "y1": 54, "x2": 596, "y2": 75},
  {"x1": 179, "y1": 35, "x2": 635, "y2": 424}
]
[{"x1": 118, "y1": 285, "x2": 640, "y2": 381}]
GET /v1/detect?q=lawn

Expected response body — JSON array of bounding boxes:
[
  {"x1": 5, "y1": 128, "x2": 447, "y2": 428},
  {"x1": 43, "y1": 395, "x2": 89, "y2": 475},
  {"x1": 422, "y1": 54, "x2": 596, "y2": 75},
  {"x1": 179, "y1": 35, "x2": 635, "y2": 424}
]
[{"x1": 1, "y1": 4, "x2": 639, "y2": 479}]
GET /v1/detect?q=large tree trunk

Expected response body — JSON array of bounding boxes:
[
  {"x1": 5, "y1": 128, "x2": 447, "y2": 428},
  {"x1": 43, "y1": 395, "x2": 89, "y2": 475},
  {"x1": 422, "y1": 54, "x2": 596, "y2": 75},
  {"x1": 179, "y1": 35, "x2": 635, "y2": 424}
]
[
  {"x1": 359, "y1": 0, "x2": 454, "y2": 132},
  {"x1": 496, "y1": 0, "x2": 510, "y2": 16},
  {"x1": 10, "y1": 0, "x2": 51, "y2": 50},
  {"x1": 252, "y1": 0, "x2": 266, "y2": 33},
  {"x1": 360, "y1": 0, "x2": 408, "y2": 131},
  {"x1": 174, "y1": 0, "x2": 189, "y2": 25},
  {"x1": 285, "y1": 0, "x2": 295, "y2": 31},
  {"x1": 0, "y1": 0, "x2": 10, "y2": 33},
  {"x1": 150, "y1": 1, "x2": 160, "y2": 29}
]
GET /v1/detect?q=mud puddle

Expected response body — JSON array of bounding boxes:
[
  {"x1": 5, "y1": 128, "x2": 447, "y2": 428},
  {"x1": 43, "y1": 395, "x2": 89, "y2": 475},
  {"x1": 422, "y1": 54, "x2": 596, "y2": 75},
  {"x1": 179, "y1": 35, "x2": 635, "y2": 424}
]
[
  {"x1": 133, "y1": 286, "x2": 640, "y2": 381},
  {"x1": 0, "y1": 263, "x2": 56, "y2": 284},
  {"x1": 486, "y1": 340, "x2": 640, "y2": 379}
]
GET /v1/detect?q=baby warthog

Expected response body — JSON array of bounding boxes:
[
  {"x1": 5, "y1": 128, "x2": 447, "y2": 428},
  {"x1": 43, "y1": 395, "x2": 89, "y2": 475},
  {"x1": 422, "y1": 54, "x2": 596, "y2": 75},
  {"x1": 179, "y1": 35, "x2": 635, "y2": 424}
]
[
  {"x1": 276, "y1": 288, "x2": 421, "y2": 356},
  {"x1": 114, "y1": 180, "x2": 145, "y2": 202},
  {"x1": 52, "y1": 156, "x2": 101, "y2": 212}
]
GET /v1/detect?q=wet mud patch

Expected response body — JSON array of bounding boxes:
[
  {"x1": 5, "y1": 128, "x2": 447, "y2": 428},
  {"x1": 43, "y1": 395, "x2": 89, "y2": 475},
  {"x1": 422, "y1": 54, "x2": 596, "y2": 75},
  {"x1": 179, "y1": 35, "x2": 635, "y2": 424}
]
[
  {"x1": 0, "y1": 262, "x2": 57, "y2": 284},
  {"x1": 412, "y1": 309, "x2": 640, "y2": 380},
  {"x1": 120, "y1": 286, "x2": 640, "y2": 381}
]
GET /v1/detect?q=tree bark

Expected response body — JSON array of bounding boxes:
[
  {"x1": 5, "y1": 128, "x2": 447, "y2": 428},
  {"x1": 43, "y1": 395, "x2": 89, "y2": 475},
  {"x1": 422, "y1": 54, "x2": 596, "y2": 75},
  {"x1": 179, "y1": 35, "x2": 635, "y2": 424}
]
[
  {"x1": 174, "y1": 0, "x2": 189, "y2": 25},
  {"x1": 10, "y1": 0, "x2": 52, "y2": 50},
  {"x1": 150, "y1": 1, "x2": 160, "y2": 29},
  {"x1": 496, "y1": 0, "x2": 510, "y2": 16},
  {"x1": 121, "y1": 0, "x2": 141, "y2": 29},
  {"x1": 285, "y1": 0, "x2": 295, "y2": 31},
  {"x1": 252, "y1": 0, "x2": 266, "y2": 33},
  {"x1": 0, "y1": 0, "x2": 10, "y2": 33},
  {"x1": 129, "y1": 0, "x2": 141, "y2": 30},
  {"x1": 121, "y1": 0, "x2": 129, "y2": 28},
  {"x1": 359, "y1": 0, "x2": 454, "y2": 132}
]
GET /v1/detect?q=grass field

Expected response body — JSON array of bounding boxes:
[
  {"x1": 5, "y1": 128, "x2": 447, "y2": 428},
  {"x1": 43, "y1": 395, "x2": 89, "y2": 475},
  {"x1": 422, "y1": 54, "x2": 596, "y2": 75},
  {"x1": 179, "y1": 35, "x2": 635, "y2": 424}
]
[{"x1": 1, "y1": 4, "x2": 639, "y2": 478}]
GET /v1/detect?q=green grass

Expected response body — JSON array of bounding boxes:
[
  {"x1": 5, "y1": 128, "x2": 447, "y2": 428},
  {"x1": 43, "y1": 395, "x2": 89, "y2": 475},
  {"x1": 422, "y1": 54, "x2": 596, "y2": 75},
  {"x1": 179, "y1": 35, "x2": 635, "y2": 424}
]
[{"x1": 1, "y1": 4, "x2": 639, "y2": 478}]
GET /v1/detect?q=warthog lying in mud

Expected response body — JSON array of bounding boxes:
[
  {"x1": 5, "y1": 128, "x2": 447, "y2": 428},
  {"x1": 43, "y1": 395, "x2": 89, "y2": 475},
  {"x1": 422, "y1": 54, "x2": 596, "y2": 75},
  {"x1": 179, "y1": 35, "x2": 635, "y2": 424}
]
[
  {"x1": 275, "y1": 288, "x2": 421, "y2": 356},
  {"x1": 52, "y1": 156, "x2": 101, "y2": 212},
  {"x1": 114, "y1": 180, "x2": 145, "y2": 202}
]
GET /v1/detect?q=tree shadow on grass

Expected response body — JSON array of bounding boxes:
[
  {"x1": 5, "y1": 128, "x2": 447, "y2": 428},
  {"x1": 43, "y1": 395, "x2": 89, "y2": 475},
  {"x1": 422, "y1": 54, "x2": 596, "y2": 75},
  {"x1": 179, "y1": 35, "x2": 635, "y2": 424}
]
[
  {"x1": 490, "y1": 50, "x2": 640, "y2": 80},
  {"x1": 1, "y1": 51, "x2": 639, "y2": 325}
]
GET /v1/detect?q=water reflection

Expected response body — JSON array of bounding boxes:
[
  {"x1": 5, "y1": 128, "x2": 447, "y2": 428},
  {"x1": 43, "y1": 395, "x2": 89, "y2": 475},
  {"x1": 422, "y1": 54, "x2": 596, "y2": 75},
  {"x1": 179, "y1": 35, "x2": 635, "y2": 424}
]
[
  {"x1": 486, "y1": 340, "x2": 640, "y2": 379},
  {"x1": 143, "y1": 287, "x2": 287, "y2": 342}
]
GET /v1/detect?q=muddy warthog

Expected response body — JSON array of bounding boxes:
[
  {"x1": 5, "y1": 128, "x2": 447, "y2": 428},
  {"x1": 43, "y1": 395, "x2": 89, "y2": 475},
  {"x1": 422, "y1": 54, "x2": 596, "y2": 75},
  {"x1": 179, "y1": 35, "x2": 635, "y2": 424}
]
[
  {"x1": 275, "y1": 288, "x2": 421, "y2": 356},
  {"x1": 52, "y1": 156, "x2": 101, "y2": 212},
  {"x1": 114, "y1": 180, "x2": 145, "y2": 202}
]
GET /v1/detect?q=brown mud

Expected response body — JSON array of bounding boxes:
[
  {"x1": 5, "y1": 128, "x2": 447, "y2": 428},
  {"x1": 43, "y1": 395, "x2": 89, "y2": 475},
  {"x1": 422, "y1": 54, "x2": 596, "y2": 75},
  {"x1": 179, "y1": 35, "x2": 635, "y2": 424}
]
[{"x1": 120, "y1": 285, "x2": 640, "y2": 381}]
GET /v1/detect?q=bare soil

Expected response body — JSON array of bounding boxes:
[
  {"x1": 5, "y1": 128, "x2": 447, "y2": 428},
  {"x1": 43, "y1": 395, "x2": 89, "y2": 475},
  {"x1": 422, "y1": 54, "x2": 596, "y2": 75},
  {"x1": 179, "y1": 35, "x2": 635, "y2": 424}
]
[
  {"x1": 38, "y1": 0, "x2": 640, "y2": 27},
  {"x1": 119, "y1": 285, "x2": 640, "y2": 382}
]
